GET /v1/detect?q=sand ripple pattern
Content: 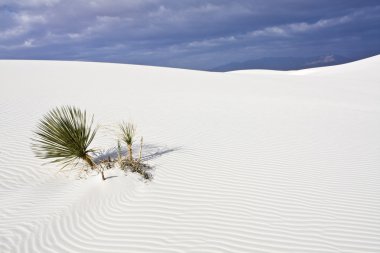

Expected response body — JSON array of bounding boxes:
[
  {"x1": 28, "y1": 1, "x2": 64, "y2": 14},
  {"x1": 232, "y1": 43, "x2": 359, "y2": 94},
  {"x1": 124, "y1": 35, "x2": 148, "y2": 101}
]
[{"x1": 1, "y1": 59, "x2": 380, "y2": 252}]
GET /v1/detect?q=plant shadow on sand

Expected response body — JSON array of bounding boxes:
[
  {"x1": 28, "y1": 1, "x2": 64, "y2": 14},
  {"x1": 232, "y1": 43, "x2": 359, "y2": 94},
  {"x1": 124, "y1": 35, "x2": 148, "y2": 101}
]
[{"x1": 92, "y1": 144, "x2": 181, "y2": 181}]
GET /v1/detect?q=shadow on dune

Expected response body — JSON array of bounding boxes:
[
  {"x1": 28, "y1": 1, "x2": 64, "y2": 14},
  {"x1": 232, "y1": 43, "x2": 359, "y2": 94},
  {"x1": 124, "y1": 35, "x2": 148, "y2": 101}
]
[
  {"x1": 140, "y1": 144, "x2": 181, "y2": 162},
  {"x1": 93, "y1": 144, "x2": 180, "y2": 163},
  {"x1": 92, "y1": 144, "x2": 181, "y2": 181}
]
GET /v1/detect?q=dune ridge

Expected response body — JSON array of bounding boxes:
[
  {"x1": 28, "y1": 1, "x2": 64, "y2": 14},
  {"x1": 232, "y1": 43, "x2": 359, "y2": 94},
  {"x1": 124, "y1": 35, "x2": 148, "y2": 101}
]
[{"x1": 0, "y1": 56, "x2": 380, "y2": 252}]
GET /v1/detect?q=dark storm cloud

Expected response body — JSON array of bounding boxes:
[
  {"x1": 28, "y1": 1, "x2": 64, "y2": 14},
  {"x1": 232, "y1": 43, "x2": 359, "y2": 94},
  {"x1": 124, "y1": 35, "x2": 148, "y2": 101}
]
[{"x1": 0, "y1": 0, "x2": 379, "y2": 69}]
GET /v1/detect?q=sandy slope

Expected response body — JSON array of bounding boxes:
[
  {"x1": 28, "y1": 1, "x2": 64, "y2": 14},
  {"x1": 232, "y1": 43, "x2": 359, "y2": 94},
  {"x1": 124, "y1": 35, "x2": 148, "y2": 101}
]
[{"x1": 0, "y1": 56, "x2": 379, "y2": 252}]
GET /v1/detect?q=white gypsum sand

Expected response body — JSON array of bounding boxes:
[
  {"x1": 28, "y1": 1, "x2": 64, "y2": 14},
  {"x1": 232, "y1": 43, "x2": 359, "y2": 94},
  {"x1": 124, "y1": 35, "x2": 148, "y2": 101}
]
[{"x1": 0, "y1": 56, "x2": 379, "y2": 252}]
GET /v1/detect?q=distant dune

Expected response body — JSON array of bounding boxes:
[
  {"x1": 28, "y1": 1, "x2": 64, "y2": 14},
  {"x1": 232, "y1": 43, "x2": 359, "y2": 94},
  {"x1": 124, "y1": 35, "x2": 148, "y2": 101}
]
[
  {"x1": 211, "y1": 54, "x2": 353, "y2": 71},
  {"x1": 1, "y1": 56, "x2": 380, "y2": 252}
]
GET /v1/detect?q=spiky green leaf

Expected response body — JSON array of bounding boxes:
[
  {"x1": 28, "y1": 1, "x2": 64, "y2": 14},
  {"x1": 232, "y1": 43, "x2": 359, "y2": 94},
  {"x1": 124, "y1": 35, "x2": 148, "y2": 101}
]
[{"x1": 32, "y1": 105, "x2": 97, "y2": 168}]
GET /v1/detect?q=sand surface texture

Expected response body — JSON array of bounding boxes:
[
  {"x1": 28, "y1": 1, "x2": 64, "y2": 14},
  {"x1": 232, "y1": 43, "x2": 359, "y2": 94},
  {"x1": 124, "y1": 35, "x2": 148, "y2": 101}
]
[{"x1": 1, "y1": 57, "x2": 380, "y2": 252}]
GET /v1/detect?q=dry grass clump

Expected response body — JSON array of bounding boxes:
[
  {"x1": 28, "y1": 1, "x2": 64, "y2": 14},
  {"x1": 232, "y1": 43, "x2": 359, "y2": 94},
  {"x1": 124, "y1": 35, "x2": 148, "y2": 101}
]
[{"x1": 118, "y1": 123, "x2": 152, "y2": 180}]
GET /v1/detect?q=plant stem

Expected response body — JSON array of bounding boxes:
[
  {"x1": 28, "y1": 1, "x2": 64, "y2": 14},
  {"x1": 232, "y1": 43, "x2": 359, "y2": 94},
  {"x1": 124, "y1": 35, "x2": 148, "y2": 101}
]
[
  {"x1": 128, "y1": 144, "x2": 133, "y2": 162},
  {"x1": 84, "y1": 155, "x2": 95, "y2": 168},
  {"x1": 117, "y1": 140, "x2": 122, "y2": 165},
  {"x1": 138, "y1": 137, "x2": 143, "y2": 163},
  {"x1": 84, "y1": 155, "x2": 106, "y2": 181}
]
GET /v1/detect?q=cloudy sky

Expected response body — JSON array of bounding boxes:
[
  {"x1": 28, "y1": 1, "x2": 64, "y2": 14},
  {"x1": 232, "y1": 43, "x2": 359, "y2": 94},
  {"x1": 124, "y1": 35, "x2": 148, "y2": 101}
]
[{"x1": 1, "y1": 0, "x2": 379, "y2": 70}]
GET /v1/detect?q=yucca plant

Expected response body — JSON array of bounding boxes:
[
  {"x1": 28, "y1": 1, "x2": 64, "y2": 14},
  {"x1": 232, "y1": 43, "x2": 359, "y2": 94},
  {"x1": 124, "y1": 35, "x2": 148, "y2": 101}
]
[
  {"x1": 119, "y1": 122, "x2": 136, "y2": 162},
  {"x1": 31, "y1": 106, "x2": 103, "y2": 180}
]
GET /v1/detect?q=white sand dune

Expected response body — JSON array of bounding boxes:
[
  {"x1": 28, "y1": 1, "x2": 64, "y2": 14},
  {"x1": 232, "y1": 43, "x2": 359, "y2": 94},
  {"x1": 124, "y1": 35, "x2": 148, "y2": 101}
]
[{"x1": 1, "y1": 56, "x2": 380, "y2": 252}]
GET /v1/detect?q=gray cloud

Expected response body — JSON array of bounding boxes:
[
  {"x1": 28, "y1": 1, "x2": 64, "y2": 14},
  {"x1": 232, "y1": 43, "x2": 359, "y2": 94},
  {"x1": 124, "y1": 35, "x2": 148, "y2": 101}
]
[{"x1": 0, "y1": 0, "x2": 379, "y2": 69}]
